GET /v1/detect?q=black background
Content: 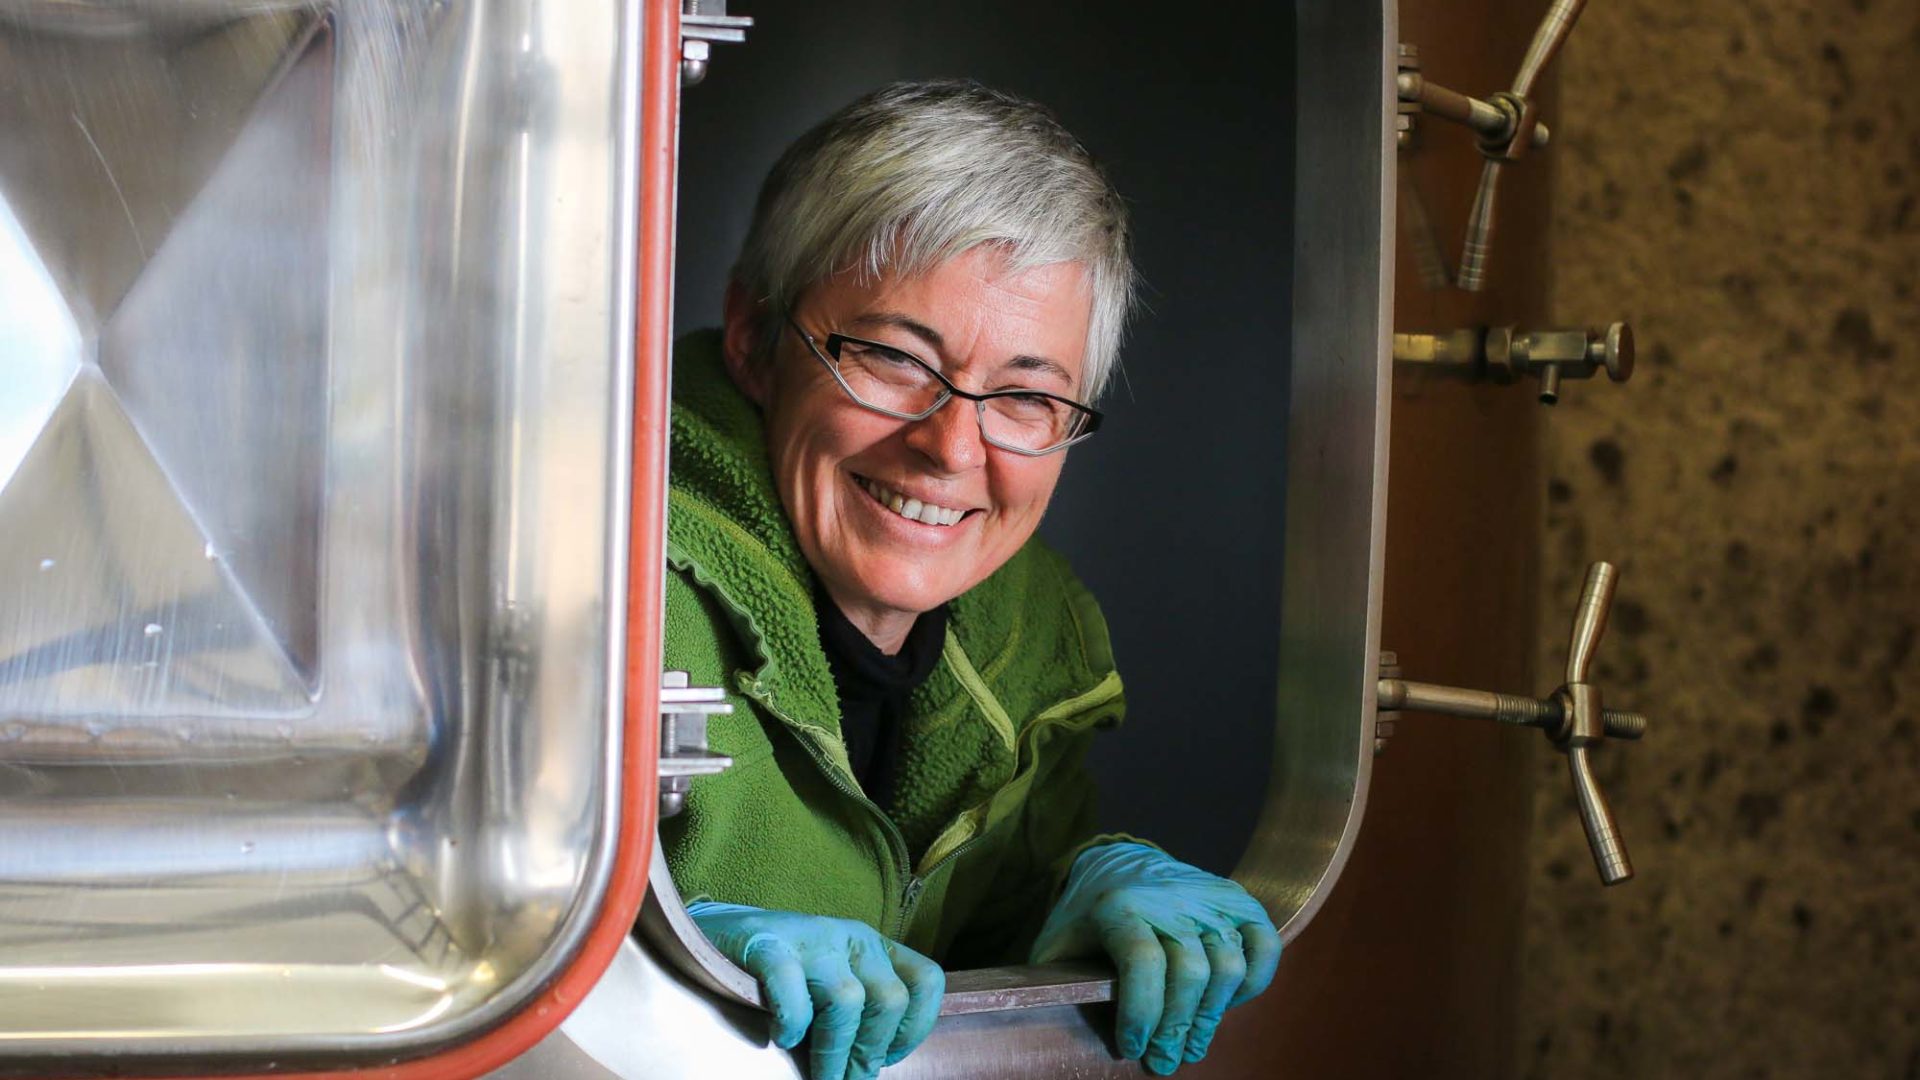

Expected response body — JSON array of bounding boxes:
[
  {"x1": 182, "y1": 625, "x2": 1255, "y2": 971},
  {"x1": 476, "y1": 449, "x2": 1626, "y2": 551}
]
[{"x1": 672, "y1": 1, "x2": 1295, "y2": 872}]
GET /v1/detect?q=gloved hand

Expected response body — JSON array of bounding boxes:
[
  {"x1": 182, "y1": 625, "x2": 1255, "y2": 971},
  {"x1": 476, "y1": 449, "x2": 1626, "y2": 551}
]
[
  {"x1": 1029, "y1": 843, "x2": 1281, "y2": 1075},
  {"x1": 687, "y1": 902, "x2": 946, "y2": 1080}
]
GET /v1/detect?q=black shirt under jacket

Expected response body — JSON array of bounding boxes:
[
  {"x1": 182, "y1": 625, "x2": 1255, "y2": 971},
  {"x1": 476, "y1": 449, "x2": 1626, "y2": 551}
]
[{"x1": 813, "y1": 581, "x2": 949, "y2": 814}]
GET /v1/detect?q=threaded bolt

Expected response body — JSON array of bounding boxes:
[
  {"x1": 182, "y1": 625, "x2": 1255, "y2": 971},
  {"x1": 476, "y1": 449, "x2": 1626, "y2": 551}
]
[{"x1": 1603, "y1": 710, "x2": 1648, "y2": 740}]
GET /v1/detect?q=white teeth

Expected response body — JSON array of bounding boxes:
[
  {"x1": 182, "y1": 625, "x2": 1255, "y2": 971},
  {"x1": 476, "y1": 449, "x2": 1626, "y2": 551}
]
[{"x1": 859, "y1": 477, "x2": 968, "y2": 527}]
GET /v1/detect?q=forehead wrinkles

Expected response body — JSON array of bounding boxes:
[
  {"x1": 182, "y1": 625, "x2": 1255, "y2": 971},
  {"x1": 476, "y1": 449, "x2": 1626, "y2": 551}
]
[{"x1": 839, "y1": 252, "x2": 1090, "y2": 387}]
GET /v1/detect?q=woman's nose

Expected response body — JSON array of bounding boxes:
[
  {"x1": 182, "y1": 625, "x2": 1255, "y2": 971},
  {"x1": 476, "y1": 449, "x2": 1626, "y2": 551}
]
[{"x1": 903, "y1": 397, "x2": 986, "y2": 473}]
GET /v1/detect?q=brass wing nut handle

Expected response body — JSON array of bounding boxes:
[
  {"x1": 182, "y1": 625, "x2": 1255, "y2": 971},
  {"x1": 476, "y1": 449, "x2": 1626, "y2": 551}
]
[
  {"x1": 1399, "y1": 0, "x2": 1591, "y2": 291},
  {"x1": 1376, "y1": 562, "x2": 1649, "y2": 886}
]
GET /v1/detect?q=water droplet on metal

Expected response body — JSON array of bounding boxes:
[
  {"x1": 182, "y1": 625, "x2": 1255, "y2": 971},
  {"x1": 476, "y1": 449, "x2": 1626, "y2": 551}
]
[
  {"x1": 204, "y1": 542, "x2": 218, "y2": 560},
  {"x1": 37, "y1": 558, "x2": 54, "y2": 571},
  {"x1": 240, "y1": 841, "x2": 256, "y2": 854},
  {"x1": 144, "y1": 623, "x2": 163, "y2": 637}
]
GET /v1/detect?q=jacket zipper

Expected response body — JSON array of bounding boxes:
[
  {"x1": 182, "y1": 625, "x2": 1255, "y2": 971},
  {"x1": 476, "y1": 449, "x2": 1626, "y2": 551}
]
[
  {"x1": 894, "y1": 691, "x2": 1121, "y2": 930},
  {"x1": 745, "y1": 685, "x2": 1010, "y2": 939},
  {"x1": 895, "y1": 833, "x2": 988, "y2": 934},
  {"x1": 741, "y1": 675, "x2": 1121, "y2": 941},
  {"x1": 739, "y1": 685, "x2": 921, "y2": 935}
]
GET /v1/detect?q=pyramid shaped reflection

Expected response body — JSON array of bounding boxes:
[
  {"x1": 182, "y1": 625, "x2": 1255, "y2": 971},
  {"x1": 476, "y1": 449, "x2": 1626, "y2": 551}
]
[
  {"x1": 0, "y1": 8, "x2": 323, "y2": 331},
  {"x1": 0, "y1": 373, "x2": 311, "y2": 721},
  {"x1": 0, "y1": 16, "x2": 331, "y2": 726},
  {"x1": 101, "y1": 21, "x2": 332, "y2": 683},
  {"x1": 0, "y1": 197, "x2": 83, "y2": 494}
]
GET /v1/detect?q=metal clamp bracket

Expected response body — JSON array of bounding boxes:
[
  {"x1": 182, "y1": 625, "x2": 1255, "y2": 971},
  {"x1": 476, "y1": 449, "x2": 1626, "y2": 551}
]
[
  {"x1": 680, "y1": 1, "x2": 752, "y2": 87},
  {"x1": 1377, "y1": 561, "x2": 1649, "y2": 885},
  {"x1": 659, "y1": 670, "x2": 733, "y2": 817}
]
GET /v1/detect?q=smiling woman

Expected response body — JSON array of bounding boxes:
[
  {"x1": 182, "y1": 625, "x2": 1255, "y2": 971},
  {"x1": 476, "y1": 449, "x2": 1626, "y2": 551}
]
[
  {"x1": 734, "y1": 250, "x2": 1091, "y2": 652},
  {"x1": 657, "y1": 81, "x2": 1280, "y2": 1080}
]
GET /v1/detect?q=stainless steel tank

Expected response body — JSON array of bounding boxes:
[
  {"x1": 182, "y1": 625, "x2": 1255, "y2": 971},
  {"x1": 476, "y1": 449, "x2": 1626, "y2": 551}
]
[
  {"x1": 0, "y1": 1, "x2": 658, "y2": 1073},
  {"x1": 0, "y1": 1, "x2": 1441, "y2": 1076}
]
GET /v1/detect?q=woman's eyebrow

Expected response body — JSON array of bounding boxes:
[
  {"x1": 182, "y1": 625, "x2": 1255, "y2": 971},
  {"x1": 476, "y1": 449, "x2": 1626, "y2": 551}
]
[
  {"x1": 1003, "y1": 354, "x2": 1073, "y2": 386},
  {"x1": 850, "y1": 310, "x2": 1074, "y2": 386},
  {"x1": 849, "y1": 311, "x2": 944, "y2": 352}
]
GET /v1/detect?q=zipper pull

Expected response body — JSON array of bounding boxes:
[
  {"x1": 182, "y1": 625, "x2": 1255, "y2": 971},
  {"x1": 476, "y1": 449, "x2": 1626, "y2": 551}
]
[{"x1": 895, "y1": 876, "x2": 926, "y2": 938}]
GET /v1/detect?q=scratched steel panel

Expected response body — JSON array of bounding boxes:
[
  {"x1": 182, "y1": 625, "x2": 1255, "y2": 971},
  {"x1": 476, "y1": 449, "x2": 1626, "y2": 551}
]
[{"x1": 0, "y1": 1, "x2": 639, "y2": 1068}]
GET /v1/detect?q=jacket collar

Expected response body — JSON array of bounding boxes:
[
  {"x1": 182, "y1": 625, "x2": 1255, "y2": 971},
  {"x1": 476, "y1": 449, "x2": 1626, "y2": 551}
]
[{"x1": 665, "y1": 330, "x2": 843, "y2": 738}]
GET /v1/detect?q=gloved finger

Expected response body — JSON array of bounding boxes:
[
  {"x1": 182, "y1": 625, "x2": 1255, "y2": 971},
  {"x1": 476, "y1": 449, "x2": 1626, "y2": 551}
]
[
  {"x1": 735, "y1": 935, "x2": 814, "y2": 1050},
  {"x1": 1143, "y1": 931, "x2": 1210, "y2": 1076},
  {"x1": 801, "y1": 950, "x2": 866, "y2": 1080},
  {"x1": 1096, "y1": 915, "x2": 1167, "y2": 1061},
  {"x1": 845, "y1": 938, "x2": 911, "y2": 1080},
  {"x1": 1183, "y1": 926, "x2": 1248, "y2": 1063},
  {"x1": 882, "y1": 940, "x2": 946, "y2": 1067},
  {"x1": 1228, "y1": 918, "x2": 1283, "y2": 1007}
]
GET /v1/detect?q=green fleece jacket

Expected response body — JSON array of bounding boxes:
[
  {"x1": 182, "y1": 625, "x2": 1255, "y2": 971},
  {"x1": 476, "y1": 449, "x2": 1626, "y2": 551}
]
[{"x1": 659, "y1": 330, "x2": 1129, "y2": 966}]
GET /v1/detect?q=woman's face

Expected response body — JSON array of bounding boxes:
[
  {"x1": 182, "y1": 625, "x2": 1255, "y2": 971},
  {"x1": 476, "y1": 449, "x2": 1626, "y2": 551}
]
[{"x1": 729, "y1": 247, "x2": 1093, "y2": 637}]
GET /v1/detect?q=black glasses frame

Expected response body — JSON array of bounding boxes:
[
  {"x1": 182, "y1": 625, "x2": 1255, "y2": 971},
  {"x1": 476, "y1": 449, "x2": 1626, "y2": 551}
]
[{"x1": 784, "y1": 315, "x2": 1103, "y2": 457}]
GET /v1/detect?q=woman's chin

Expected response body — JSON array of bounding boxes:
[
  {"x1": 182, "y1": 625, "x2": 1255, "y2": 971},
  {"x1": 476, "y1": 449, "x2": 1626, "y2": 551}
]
[{"x1": 843, "y1": 567, "x2": 964, "y2": 617}]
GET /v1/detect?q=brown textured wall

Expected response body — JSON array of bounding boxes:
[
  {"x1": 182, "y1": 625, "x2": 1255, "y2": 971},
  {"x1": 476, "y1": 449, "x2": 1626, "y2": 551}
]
[{"x1": 1519, "y1": 2, "x2": 1920, "y2": 1078}]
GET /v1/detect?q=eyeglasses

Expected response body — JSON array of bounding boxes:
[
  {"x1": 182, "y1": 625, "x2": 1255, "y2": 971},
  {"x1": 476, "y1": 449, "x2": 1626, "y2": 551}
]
[{"x1": 785, "y1": 315, "x2": 1103, "y2": 456}]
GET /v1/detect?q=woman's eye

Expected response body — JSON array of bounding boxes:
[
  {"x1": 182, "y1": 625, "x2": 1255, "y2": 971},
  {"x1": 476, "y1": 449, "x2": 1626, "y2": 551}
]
[
  {"x1": 1000, "y1": 393, "x2": 1059, "y2": 418},
  {"x1": 842, "y1": 341, "x2": 916, "y2": 366}
]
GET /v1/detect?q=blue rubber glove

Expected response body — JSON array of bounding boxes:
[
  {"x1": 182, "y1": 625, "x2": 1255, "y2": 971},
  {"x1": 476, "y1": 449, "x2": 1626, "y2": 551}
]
[
  {"x1": 1029, "y1": 843, "x2": 1281, "y2": 1075},
  {"x1": 687, "y1": 902, "x2": 946, "y2": 1080}
]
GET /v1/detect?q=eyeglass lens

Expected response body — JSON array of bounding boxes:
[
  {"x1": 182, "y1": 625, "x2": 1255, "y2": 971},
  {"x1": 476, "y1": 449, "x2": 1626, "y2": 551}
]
[{"x1": 830, "y1": 338, "x2": 1088, "y2": 453}]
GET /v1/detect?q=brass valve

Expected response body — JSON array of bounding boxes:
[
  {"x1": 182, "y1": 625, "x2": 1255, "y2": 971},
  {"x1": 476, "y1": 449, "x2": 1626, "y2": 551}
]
[
  {"x1": 1377, "y1": 562, "x2": 1648, "y2": 885},
  {"x1": 1393, "y1": 322, "x2": 1635, "y2": 405},
  {"x1": 1486, "y1": 322, "x2": 1634, "y2": 403}
]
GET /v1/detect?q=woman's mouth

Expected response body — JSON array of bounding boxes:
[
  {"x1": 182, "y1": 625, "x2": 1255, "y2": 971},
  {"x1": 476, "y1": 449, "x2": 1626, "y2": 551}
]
[{"x1": 855, "y1": 475, "x2": 972, "y2": 527}]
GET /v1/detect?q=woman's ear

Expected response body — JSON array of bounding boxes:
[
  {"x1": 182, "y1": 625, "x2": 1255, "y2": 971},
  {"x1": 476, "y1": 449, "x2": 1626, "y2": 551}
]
[{"x1": 721, "y1": 280, "x2": 773, "y2": 407}]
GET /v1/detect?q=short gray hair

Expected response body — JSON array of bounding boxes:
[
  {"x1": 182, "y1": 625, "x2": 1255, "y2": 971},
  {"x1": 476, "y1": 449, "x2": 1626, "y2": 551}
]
[{"x1": 732, "y1": 80, "x2": 1135, "y2": 402}]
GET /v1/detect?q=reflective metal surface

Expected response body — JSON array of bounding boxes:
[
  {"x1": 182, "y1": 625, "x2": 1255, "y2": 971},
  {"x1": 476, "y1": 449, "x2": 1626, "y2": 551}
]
[
  {"x1": 499, "y1": 936, "x2": 1147, "y2": 1080},
  {"x1": 0, "y1": 0, "x2": 641, "y2": 1067},
  {"x1": 493, "y1": 936, "x2": 800, "y2": 1080},
  {"x1": 1234, "y1": 0, "x2": 1393, "y2": 934}
]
